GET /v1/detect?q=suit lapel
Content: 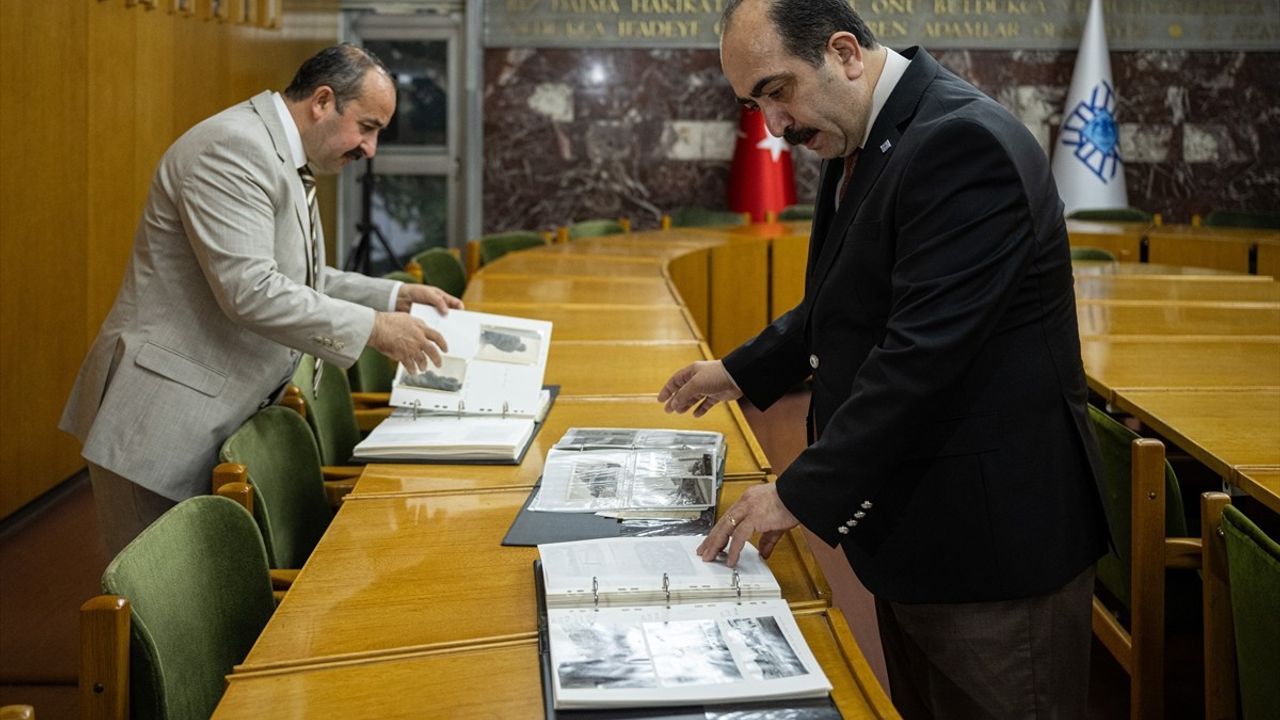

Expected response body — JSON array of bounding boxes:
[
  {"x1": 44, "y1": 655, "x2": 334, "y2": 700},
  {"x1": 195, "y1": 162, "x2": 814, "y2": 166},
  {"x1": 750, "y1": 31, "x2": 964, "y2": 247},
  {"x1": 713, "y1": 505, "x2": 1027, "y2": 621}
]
[
  {"x1": 249, "y1": 91, "x2": 313, "y2": 282},
  {"x1": 806, "y1": 48, "x2": 939, "y2": 300}
]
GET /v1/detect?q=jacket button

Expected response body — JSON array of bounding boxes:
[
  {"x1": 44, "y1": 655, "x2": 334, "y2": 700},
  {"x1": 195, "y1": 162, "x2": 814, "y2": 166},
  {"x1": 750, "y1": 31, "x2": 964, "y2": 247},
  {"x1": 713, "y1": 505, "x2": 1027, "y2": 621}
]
[
  {"x1": 837, "y1": 526, "x2": 849, "y2": 535},
  {"x1": 809, "y1": 354, "x2": 819, "y2": 369}
]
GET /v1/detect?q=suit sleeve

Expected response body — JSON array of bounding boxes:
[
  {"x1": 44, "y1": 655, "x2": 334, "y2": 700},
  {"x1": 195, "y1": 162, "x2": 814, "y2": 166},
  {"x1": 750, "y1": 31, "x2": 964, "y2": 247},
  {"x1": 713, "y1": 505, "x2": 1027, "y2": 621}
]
[
  {"x1": 320, "y1": 266, "x2": 399, "y2": 311},
  {"x1": 777, "y1": 117, "x2": 1041, "y2": 548},
  {"x1": 176, "y1": 138, "x2": 375, "y2": 368}
]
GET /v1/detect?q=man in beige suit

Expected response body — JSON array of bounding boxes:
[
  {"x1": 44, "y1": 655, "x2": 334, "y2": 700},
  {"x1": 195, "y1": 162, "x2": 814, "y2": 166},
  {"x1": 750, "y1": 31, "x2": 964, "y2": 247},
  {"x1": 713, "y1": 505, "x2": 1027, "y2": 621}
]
[{"x1": 61, "y1": 44, "x2": 460, "y2": 555}]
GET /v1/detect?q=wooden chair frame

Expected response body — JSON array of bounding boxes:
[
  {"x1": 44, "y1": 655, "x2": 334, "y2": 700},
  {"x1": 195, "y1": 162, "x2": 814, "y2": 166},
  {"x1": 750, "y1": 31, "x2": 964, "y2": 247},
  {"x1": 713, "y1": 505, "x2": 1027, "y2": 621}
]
[{"x1": 1090, "y1": 437, "x2": 1202, "y2": 719}]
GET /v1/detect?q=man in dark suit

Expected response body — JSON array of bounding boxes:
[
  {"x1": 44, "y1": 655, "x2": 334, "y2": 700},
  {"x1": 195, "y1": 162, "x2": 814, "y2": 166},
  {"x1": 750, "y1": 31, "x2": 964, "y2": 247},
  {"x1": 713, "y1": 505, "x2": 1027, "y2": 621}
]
[{"x1": 658, "y1": 1, "x2": 1110, "y2": 716}]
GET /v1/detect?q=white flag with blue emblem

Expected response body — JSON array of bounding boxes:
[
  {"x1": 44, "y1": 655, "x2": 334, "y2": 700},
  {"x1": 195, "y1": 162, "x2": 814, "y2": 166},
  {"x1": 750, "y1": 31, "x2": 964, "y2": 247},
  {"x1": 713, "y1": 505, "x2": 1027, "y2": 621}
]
[{"x1": 1052, "y1": 0, "x2": 1127, "y2": 215}]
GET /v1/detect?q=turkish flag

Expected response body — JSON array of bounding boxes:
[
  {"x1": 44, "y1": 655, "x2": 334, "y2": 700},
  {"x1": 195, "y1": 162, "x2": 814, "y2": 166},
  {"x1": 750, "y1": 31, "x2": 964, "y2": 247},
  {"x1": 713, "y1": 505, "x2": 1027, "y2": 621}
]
[{"x1": 727, "y1": 108, "x2": 796, "y2": 222}]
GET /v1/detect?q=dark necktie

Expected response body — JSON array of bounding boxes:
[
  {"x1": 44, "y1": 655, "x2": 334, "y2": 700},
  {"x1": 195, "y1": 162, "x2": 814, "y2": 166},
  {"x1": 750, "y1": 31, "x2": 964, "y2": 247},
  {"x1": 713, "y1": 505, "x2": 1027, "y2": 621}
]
[
  {"x1": 836, "y1": 148, "x2": 861, "y2": 209},
  {"x1": 298, "y1": 165, "x2": 324, "y2": 394}
]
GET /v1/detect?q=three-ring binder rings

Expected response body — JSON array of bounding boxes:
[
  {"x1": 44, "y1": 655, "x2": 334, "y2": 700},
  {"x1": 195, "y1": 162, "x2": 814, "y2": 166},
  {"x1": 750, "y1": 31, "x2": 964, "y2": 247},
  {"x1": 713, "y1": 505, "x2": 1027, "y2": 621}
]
[
  {"x1": 350, "y1": 305, "x2": 554, "y2": 463},
  {"x1": 535, "y1": 536, "x2": 832, "y2": 710}
]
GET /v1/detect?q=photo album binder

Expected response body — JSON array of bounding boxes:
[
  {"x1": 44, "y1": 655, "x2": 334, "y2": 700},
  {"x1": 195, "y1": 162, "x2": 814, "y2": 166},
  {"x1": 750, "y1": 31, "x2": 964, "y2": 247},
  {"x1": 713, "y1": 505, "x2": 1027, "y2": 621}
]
[
  {"x1": 350, "y1": 304, "x2": 555, "y2": 464},
  {"x1": 527, "y1": 428, "x2": 726, "y2": 513},
  {"x1": 535, "y1": 536, "x2": 832, "y2": 711}
]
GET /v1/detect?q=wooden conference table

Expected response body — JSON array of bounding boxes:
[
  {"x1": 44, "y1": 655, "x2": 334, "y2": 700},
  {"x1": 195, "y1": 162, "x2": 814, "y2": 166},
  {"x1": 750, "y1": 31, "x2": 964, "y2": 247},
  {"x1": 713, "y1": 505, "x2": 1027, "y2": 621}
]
[{"x1": 220, "y1": 219, "x2": 1278, "y2": 717}]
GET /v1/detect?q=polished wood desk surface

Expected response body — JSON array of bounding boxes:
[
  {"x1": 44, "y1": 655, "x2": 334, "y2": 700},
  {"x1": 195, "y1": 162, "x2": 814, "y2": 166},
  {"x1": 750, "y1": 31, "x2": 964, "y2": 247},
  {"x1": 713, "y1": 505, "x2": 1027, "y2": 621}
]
[
  {"x1": 484, "y1": 252, "x2": 667, "y2": 278},
  {"x1": 217, "y1": 609, "x2": 899, "y2": 719},
  {"x1": 546, "y1": 340, "x2": 709, "y2": 397},
  {"x1": 1231, "y1": 467, "x2": 1280, "y2": 516},
  {"x1": 1146, "y1": 225, "x2": 1280, "y2": 243},
  {"x1": 467, "y1": 301, "x2": 701, "y2": 342},
  {"x1": 527, "y1": 241, "x2": 707, "y2": 260},
  {"x1": 1112, "y1": 389, "x2": 1280, "y2": 479},
  {"x1": 1076, "y1": 303, "x2": 1280, "y2": 338},
  {"x1": 465, "y1": 273, "x2": 680, "y2": 306},
  {"x1": 238, "y1": 481, "x2": 829, "y2": 673},
  {"x1": 1081, "y1": 338, "x2": 1280, "y2": 402},
  {"x1": 349, "y1": 396, "x2": 770, "y2": 498},
  {"x1": 1070, "y1": 260, "x2": 1259, "y2": 277},
  {"x1": 1074, "y1": 276, "x2": 1280, "y2": 304}
]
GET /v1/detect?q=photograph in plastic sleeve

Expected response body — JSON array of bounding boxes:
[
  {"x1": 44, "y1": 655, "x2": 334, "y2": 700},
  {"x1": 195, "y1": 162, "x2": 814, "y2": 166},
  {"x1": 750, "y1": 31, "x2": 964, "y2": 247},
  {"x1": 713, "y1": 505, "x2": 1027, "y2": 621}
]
[
  {"x1": 619, "y1": 512, "x2": 714, "y2": 538},
  {"x1": 644, "y1": 619, "x2": 742, "y2": 686},
  {"x1": 554, "y1": 621, "x2": 657, "y2": 689},
  {"x1": 629, "y1": 475, "x2": 714, "y2": 510},
  {"x1": 396, "y1": 355, "x2": 467, "y2": 394},
  {"x1": 564, "y1": 456, "x2": 625, "y2": 505},
  {"x1": 558, "y1": 428, "x2": 642, "y2": 449},
  {"x1": 475, "y1": 324, "x2": 541, "y2": 365},
  {"x1": 724, "y1": 616, "x2": 808, "y2": 680},
  {"x1": 704, "y1": 699, "x2": 842, "y2": 720},
  {"x1": 636, "y1": 430, "x2": 723, "y2": 451}
]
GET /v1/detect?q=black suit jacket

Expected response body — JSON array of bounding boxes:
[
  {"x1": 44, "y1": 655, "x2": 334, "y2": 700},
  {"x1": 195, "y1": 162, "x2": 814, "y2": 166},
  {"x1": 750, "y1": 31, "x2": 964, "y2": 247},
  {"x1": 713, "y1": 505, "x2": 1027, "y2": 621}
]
[{"x1": 723, "y1": 48, "x2": 1109, "y2": 604}]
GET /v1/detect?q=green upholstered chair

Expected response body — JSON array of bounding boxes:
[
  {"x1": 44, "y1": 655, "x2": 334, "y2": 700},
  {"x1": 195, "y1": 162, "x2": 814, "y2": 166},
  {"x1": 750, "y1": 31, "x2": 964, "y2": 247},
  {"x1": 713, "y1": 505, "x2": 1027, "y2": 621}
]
[
  {"x1": 778, "y1": 204, "x2": 815, "y2": 220},
  {"x1": 291, "y1": 358, "x2": 365, "y2": 472},
  {"x1": 476, "y1": 230, "x2": 546, "y2": 266},
  {"x1": 1203, "y1": 209, "x2": 1280, "y2": 230},
  {"x1": 1070, "y1": 246, "x2": 1118, "y2": 262},
  {"x1": 217, "y1": 406, "x2": 333, "y2": 572},
  {"x1": 1088, "y1": 405, "x2": 1201, "y2": 719},
  {"x1": 1202, "y1": 493, "x2": 1280, "y2": 720},
  {"x1": 382, "y1": 270, "x2": 419, "y2": 284},
  {"x1": 412, "y1": 247, "x2": 467, "y2": 298},
  {"x1": 80, "y1": 496, "x2": 275, "y2": 720},
  {"x1": 1066, "y1": 207, "x2": 1153, "y2": 223},
  {"x1": 666, "y1": 207, "x2": 750, "y2": 228},
  {"x1": 567, "y1": 218, "x2": 627, "y2": 240},
  {"x1": 347, "y1": 345, "x2": 396, "y2": 395}
]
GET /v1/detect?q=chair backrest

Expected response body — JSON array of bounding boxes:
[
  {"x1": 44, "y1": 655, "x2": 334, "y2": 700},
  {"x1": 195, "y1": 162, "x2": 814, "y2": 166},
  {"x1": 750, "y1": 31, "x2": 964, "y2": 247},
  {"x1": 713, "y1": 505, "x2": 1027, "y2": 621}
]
[
  {"x1": 382, "y1": 270, "x2": 419, "y2": 284},
  {"x1": 1066, "y1": 207, "x2": 1153, "y2": 223},
  {"x1": 1070, "y1": 246, "x2": 1118, "y2": 262},
  {"x1": 667, "y1": 207, "x2": 750, "y2": 228},
  {"x1": 1088, "y1": 405, "x2": 1187, "y2": 612},
  {"x1": 292, "y1": 356, "x2": 362, "y2": 468},
  {"x1": 1220, "y1": 503, "x2": 1280, "y2": 718},
  {"x1": 413, "y1": 247, "x2": 467, "y2": 297},
  {"x1": 567, "y1": 219, "x2": 626, "y2": 240},
  {"x1": 90, "y1": 496, "x2": 274, "y2": 720},
  {"x1": 1203, "y1": 209, "x2": 1280, "y2": 230},
  {"x1": 778, "y1": 204, "x2": 815, "y2": 220},
  {"x1": 477, "y1": 231, "x2": 545, "y2": 265},
  {"x1": 219, "y1": 406, "x2": 331, "y2": 569},
  {"x1": 347, "y1": 345, "x2": 396, "y2": 394}
]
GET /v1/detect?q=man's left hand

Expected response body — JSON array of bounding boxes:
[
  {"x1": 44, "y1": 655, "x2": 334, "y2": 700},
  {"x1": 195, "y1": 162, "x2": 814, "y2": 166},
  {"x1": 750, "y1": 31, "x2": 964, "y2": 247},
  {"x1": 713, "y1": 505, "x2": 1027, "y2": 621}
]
[
  {"x1": 697, "y1": 483, "x2": 800, "y2": 567},
  {"x1": 397, "y1": 284, "x2": 464, "y2": 315}
]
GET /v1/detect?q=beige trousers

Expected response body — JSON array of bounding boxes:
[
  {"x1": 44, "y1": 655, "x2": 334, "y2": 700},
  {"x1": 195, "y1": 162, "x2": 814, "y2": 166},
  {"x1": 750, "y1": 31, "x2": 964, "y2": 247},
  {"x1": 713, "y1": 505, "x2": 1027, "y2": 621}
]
[{"x1": 88, "y1": 462, "x2": 178, "y2": 559}]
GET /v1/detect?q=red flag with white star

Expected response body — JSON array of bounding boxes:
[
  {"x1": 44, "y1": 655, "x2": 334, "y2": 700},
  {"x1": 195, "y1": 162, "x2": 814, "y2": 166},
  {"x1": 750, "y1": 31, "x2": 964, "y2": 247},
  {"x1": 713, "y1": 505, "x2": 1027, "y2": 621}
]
[{"x1": 727, "y1": 108, "x2": 796, "y2": 222}]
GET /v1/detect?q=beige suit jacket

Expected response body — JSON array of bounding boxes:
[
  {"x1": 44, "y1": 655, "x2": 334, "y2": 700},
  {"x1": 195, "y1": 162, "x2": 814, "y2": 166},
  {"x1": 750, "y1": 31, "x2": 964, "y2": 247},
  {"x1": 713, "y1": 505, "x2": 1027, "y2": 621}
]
[{"x1": 61, "y1": 91, "x2": 396, "y2": 500}]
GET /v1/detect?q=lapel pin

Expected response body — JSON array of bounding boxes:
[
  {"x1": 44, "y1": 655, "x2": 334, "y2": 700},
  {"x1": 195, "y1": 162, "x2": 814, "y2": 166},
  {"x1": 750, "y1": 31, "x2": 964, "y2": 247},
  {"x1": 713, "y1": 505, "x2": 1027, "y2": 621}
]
[{"x1": 880, "y1": 139, "x2": 892, "y2": 153}]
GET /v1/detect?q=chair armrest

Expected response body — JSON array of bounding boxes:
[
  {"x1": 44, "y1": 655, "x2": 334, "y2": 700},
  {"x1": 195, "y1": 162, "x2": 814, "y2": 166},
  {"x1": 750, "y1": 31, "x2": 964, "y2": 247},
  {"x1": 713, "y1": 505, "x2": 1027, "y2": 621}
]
[
  {"x1": 1164, "y1": 537, "x2": 1203, "y2": 569},
  {"x1": 350, "y1": 391, "x2": 391, "y2": 408},
  {"x1": 322, "y1": 475, "x2": 357, "y2": 507},
  {"x1": 212, "y1": 463, "x2": 254, "y2": 515},
  {"x1": 80, "y1": 595, "x2": 130, "y2": 720},
  {"x1": 0, "y1": 705, "x2": 35, "y2": 720},
  {"x1": 270, "y1": 569, "x2": 299, "y2": 592}
]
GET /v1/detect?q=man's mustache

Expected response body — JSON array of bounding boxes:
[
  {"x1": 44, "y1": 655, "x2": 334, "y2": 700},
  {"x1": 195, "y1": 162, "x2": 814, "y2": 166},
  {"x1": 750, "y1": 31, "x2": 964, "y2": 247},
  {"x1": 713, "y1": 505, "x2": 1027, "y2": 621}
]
[
  {"x1": 783, "y1": 126, "x2": 817, "y2": 146},
  {"x1": 345, "y1": 147, "x2": 366, "y2": 161}
]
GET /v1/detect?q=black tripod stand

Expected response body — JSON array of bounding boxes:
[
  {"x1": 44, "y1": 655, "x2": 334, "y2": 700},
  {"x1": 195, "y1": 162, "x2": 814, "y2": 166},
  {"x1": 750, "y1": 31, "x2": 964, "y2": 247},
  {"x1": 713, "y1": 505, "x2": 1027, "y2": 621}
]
[{"x1": 344, "y1": 158, "x2": 404, "y2": 275}]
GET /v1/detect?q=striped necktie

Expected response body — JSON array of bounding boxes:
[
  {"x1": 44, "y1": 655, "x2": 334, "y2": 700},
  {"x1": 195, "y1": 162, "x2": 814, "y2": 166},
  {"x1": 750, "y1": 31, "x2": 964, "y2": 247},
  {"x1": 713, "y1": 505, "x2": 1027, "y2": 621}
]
[
  {"x1": 298, "y1": 165, "x2": 324, "y2": 394},
  {"x1": 835, "y1": 148, "x2": 860, "y2": 210}
]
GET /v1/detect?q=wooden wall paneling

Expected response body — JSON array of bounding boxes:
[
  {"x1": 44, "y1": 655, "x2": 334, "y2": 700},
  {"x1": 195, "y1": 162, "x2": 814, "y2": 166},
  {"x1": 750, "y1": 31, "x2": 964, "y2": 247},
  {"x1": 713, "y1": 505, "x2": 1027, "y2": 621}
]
[
  {"x1": 1255, "y1": 239, "x2": 1280, "y2": 279},
  {"x1": 770, "y1": 234, "x2": 808, "y2": 321},
  {"x1": 1146, "y1": 233, "x2": 1253, "y2": 274},
  {"x1": 0, "y1": 0, "x2": 91, "y2": 517},
  {"x1": 665, "y1": 250, "x2": 710, "y2": 336}
]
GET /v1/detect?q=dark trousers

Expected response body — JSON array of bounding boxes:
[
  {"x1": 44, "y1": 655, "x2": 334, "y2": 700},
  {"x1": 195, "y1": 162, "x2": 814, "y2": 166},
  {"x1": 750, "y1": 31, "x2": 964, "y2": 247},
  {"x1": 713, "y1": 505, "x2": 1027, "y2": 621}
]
[{"x1": 875, "y1": 565, "x2": 1095, "y2": 720}]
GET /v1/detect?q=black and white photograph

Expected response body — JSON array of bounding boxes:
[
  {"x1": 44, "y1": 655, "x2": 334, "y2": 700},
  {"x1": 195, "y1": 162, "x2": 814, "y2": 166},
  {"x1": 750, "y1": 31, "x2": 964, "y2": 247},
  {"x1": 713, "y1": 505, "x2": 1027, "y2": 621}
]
[
  {"x1": 724, "y1": 616, "x2": 808, "y2": 681},
  {"x1": 644, "y1": 619, "x2": 742, "y2": 687},
  {"x1": 475, "y1": 324, "x2": 541, "y2": 365},
  {"x1": 396, "y1": 355, "x2": 468, "y2": 394},
  {"x1": 704, "y1": 700, "x2": 843, "y2": 720},
  {"x1": 629, "y1": 475, "x2": 714, "y2": 510},
  {"x1": 635, "y1": 430, "x2": 723, "y2": 451},
  {"x1": 565, "y1": 456, "x2": 625, "y2": 504},
  {"x1": 554, "y1": 621, "x2": 657, "y2": 690},
  {"x1": 559, "y1": 428, "x2": 643, "y2": 449}
]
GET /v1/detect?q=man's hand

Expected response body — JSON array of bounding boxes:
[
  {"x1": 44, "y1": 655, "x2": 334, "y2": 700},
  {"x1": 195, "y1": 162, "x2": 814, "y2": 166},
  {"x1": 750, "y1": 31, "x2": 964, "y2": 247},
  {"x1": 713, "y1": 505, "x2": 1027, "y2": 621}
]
[
  {"x1": 696, "y1": 483, "x2": 799, "y2": 567},
  {"x1": 368, "y1": 311, "x2": 449, "y2": 375},
  {"x1": 396, "y1": 283, "x2": 464, "y2": 314},
  {"x1": 657, "y1": 360, "x2": 743, "y2": 417}
]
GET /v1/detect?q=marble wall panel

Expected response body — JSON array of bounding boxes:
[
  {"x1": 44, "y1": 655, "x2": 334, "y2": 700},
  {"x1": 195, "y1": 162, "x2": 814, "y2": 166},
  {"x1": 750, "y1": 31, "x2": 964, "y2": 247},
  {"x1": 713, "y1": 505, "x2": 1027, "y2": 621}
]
[{"x1": 483, "y1": 47, "x2": 1279, "y2": 232}]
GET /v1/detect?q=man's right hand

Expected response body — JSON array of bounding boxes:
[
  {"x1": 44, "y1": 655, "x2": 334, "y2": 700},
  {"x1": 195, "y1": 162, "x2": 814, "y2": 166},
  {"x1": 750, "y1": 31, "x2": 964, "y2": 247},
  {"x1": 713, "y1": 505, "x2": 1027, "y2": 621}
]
[
  {"x1": 657, "y1": 360, "x2": 743, "y2": 417},
  {"x1": 368, "y1": 311, "x2": 448, "y2": 375}
]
